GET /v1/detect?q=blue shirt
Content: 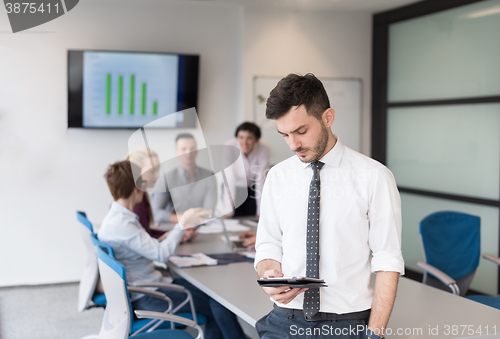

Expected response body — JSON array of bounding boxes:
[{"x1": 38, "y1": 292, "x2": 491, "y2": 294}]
[
  {"x1": 151, "y1": 166, "x2": 217, "y2": 223},
  {"x1": 98, "y1": 202, "x2": 184, "y2": 300}
]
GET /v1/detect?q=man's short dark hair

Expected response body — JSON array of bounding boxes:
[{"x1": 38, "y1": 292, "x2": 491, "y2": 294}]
[
  {"x1": 104, "y1": 160, "x2": 140, "y2": 201},
  {"x1": 235, "y1": 122, "x2": 261, "y2": 140},
  {"x1": 175, "y1": 133, "x2": 195, "y2": 144},
  {"x1": 266, "y1": 73, "x2": 330, "y2": 121}
]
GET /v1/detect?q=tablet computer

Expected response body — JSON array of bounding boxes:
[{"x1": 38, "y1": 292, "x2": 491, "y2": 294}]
[{"x1": 257, "y1": 276, "x2": 327, "y2": 288}]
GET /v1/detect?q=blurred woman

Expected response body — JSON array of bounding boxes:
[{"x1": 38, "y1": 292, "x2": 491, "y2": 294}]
[{"x1": 126, "y1": 148, "x2": 166, "y2": 238}]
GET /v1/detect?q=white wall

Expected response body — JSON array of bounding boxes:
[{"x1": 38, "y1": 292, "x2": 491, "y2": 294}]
[
  {"x1": 243, "y1": 8, "x2": 372, "y2": 164},
  {"x1": 0, "y1": 1, "x2": 372, "y2": 286},
  {"x1": 0, "y1": 0, "x2": 244, "y2": 286}
]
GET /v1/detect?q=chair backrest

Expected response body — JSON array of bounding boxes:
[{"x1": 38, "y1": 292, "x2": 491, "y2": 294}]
[
  {"x1": 97, "y1": 245, "x2": 134, "y2": 338},
  {"x1": 420, "y1": 211, "x2": 480, "y2": 292},
  {"x1": 90, "y1": 233, "x2": 115, "y2": 258},
  {"x1": 77, "y1": 211, "x2": 99, "y2": 312},
  {"x1": 77, "y1": 211, "x2": 94, "y2": 233}
]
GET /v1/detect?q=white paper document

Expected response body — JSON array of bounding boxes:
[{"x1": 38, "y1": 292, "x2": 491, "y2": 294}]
[
  {"x1": 169, "y1": 253, "x2": 218, "y2": 268},
  {"x1": 197, "y1": 219, "x2": 250, "y2": 234},
  {"x1": 221, "y1": 235, "x2": 241, "y2": 243}
]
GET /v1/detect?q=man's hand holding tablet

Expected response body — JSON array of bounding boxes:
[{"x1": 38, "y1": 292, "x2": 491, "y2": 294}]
[{"x1": 259, "y1": 269, "x2": 310, "y2": 305}]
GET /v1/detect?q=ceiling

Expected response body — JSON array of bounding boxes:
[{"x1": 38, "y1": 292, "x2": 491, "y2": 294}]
[{"x1": 193, "y1": 0, "x2": 423, "y2": 13}]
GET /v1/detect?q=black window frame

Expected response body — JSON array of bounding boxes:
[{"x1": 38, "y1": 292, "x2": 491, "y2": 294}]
[{"x1": 372, "y1": 0, "x2": 500, "y2": 294}]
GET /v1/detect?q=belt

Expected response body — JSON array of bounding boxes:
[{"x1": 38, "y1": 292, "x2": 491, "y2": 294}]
[{"x1": 273, "y1": 304, "x2": 371, "y2": 322}]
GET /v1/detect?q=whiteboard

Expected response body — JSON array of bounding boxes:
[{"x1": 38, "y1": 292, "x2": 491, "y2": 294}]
[{"x1": 253, "y1": 76, "x2": 362, "y2": 165}]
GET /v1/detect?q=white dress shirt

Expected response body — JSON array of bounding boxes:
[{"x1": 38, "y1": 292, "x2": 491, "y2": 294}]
[
  {"x1": 224, "y1": 138, "x2": 270, "y2": 215},
  {"x1": 255, "y1": 136, "x2": 404, "y2": 314},
  {"x1": 98, "y1": 202, "x2": 185, "y2": 301}
]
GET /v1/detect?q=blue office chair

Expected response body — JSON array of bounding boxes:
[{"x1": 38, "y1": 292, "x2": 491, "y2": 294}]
[
  {"x1": 96, "y1": 245, "x2": 203, "y2": 339},
  {"x1": 89, "y1": 233, "x2": 206, "y2": 334},
  {"x1": 417, "y1": 211, "x2": 480, "y2": 296},
  {"x1": 90, "y1": 233, "x2": 114, "y2": 257},
  {"x1": 77, "y1": 211, "x2": 107, "y2": 312},
  {"x1": 77, "y1": 211, "x2": 94, "y2": 233},
  {"x1": 466, "y1": 253, "x2": 500, "y2": 310}
]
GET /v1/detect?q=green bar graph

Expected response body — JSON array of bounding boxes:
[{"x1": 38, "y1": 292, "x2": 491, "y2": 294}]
[
  {"x1": 106, "y1": 74, "x2": 111, "y2": 114},
  {"x1": 118, "y1": 76, "x2": 123, "y2": 114},
  {"x1": 130, "y1": 75, "x2": 135, "y2": 115},
  {"x1": 105, "y1": 73, "x2": 158, "y2": 116},
  {"x1": 142, "y1": 83, "x2": 146, "y2": 115}
]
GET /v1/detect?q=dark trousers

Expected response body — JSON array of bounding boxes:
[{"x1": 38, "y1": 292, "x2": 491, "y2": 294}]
[
  {"x1": 256, "y1": 307, "x2": 369, "y2": 339},
  {"x1": 234, "y1": 185, "x2": 257, "y2": 217},
  {"x1": 131, "y1": 278, "x2": 245, "y2": 339}
]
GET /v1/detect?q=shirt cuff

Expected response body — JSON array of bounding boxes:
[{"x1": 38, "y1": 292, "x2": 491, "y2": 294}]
[
  {"x1": 371, "y1": 250, "x2": 405, "y2": 275},
  {"x1": 254, "y1": 244, "x2": 282, "y2": 270},
  {"x1": 169, "y1": 223, "x2": 185, "y2": 240}
]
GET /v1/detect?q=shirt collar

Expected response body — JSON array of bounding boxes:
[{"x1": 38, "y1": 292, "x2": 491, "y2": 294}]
[
  {"x1": 294, "y1": 134, "x2": 345, "y2": 170},
  {"x1": 177, "y1": 165, "x2": 200, "y2": 181},
  {"x1": 111, "y1": 201, "x2": 139, "y2": 220},
  {"x1": 233, "y1": 138, "x2": 260, "y2": 158}
]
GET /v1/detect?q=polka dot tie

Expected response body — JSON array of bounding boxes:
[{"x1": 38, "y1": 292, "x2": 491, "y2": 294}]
[{"x1": 303, "y1": 161, "x2": 324, "y2": 320}]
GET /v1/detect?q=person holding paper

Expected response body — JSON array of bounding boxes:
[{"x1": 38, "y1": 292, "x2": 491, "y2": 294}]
[
  {"x1": 152, "y1": 133, "x2": 217, "y2": 224},
  {"x1": 98, "y1": 160, "x2": 245, "y2": 339},
  {"x1": 239, "y1": 231, "x2": 257, "y2": 249},
  {"x1": 254, "y1": 74, "x2": 404, "y2": 339}
]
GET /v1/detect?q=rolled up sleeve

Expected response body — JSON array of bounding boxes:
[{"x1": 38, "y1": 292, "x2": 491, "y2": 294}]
[
  {"x1": 254, "y1": 168, "x2": 283, "y2": 268},
  {"x1": 368, "y1": 166, "x2": 405, "y2": 275},
  {"x1": 125, "y1": 222, "x2": 184, "y2": 263}
]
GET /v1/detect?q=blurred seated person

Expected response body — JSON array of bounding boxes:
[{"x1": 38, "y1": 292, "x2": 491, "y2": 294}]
[
  {"x1": 127, "y1": 147, "x2": 197, "y2": 242},
  {"x1": 152, "y1": 133, "x2": 217, "y2": 224},
  {"x1": 224, "y1": 122, "x2": 269, "y2": 217},
  {"x1": 239, "y1": 231, "x2": 257, "y2": 249},
  {"x1": 98, "y1": 160, "x2": 245, "y2": 339},
  {"x1": 126, "y1": 148, "x2": 164, "y2": 239}
]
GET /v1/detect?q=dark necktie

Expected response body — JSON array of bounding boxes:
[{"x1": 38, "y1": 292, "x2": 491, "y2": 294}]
[{"x1": 303, "y1": 161, "x2": 324, "y2": 320}]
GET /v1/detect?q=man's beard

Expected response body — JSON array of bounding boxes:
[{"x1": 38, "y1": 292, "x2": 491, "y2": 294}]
[{"x1": 297, "y1": 124, "x2": 329, "y2": 163}]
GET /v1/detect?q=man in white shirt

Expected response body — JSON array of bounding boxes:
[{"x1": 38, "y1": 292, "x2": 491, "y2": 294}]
[
  {"x1": 224, "y1": 122, "x2": 270, "y2": 217},
  {"x1": 254, "y1": 74, "x2": 404, "y2": 339}
]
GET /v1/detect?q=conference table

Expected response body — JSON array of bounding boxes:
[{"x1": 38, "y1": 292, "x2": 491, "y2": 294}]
[{"x1": 168, "y1": 223, "x2": 500, "y2": 338}]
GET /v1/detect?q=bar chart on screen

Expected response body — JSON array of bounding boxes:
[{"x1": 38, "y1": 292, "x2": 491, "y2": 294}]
[
  {"x1": 105, "y1": 74, "x2": 158, "y2": 116},
  {"x1": 83, "y1": 51, "x2": 181, "y2": 128}
]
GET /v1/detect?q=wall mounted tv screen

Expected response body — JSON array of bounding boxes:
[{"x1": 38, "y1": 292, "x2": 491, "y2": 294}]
[{"x1": 68, "y1": 50, "x2": 199, "y2": 129}]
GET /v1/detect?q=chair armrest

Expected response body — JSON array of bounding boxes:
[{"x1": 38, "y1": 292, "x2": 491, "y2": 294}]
[
  {"x1": 483, "y1": 253, "x2": 500, "y2": 266},
  {"x1": 135, "y1": 310, "x2": 196, "y2": 327},
  {"x1": 132, "y1": 282, "x2": 186, "y2": 293},
  {"x1": 127, "y1": 287, "x2": 173, "y2": 311},
  {"x1": 127, "y1": 287, "x2": 174, "y2": 335},
  {"x1": 132, "y1": 282, "x2": 197, "y2": 323},
  {"x1": 127, "y1": 287, "x2": 170, "y2": 300},
  {"x1": 135, "y1": 310, "x2": 204, "y2": 339},
  {"x1": 417, "y1": 262, "x2": 460, "y2": 295}
]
